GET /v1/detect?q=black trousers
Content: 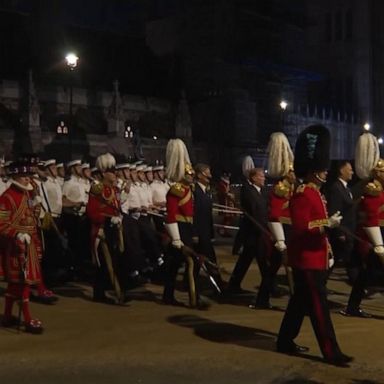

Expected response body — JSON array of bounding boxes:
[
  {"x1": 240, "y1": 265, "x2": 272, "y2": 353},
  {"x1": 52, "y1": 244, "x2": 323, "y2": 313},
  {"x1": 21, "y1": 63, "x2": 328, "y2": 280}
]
[
  {"x1": 122, "y1": 215, "x2": 145, "y2": 274},
  {"x1": 93, "y1": 222, "x2": 123, "y2": 299},
  {"x1": 277, "y1": 269, "x2": 343, "y2": 360},
  {"x1": 229, "y1": 235, "x2": 280, "y2": 305},
  {"x1": 195, "y1": 239, "x2": 224, "y2": 291},
  {"x1": 138, "y1": 215, "x2": 162, "y2": 264},
  {"x1": 163, "y1": 222, "x2": 197, "y2": 303}
]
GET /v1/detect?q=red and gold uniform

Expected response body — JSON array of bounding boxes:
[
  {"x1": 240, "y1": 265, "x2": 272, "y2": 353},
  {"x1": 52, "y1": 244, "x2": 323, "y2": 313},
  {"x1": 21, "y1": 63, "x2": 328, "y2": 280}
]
[
  {"x1": 86, "y1": 181, "x2": 123, "y2": 302},
  {"x1": 163, "y1": 181, "x2": 196, "y2": 304},
  {"x1": 269, "y1": 179, "x2": 293, "y2": 225},
  {"x1": 356, "y1": 180, "x2": 384, "y2": 259},
  {"x1": 0, "y1": 183, "x2": 42, "y2": 284},
  {"x1": 288, "y1": 183, "x2": 330, "y2": 270},
  {"x1": 0, "y1": 180, "x2": 44, "y2": 333},
  {"x1": 166, "y1": 182, "x2": 194, "y2": 227},
  {"x1": 87, "y1": 182, "x2": 121, "y2": 252}
]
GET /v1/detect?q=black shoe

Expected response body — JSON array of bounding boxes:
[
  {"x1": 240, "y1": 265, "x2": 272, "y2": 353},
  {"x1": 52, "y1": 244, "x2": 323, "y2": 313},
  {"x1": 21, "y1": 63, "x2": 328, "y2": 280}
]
[
  {"x1": 249, "y1": 302, "x2": 273, "y2": 310},
  {"x1": 271, "y1": 286, "x2": 288, "y2": 298},
  {"x1": 324, "y1": 354, "x2": 354, "y2": 367},
  {"x1": 194, "y1": 300, "x2": 211, "y2": 311},
  {"x1": 93, "y1": 296, "x2": 116, "y2": 305},
  {"x1": 339, "y1": 308, "x2": 372, "y2": 318},
  {"x1": 277, "y1": 343, "x2": 310, "y2": 355},
  {"x1": 162, "y1": 298, "x2": 185, "y2": 307}
]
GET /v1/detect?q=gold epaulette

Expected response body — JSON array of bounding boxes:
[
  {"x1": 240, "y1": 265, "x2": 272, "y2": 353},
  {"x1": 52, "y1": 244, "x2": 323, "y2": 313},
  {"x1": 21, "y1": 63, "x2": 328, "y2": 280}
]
[
  {"x1": 169, "y1": 182, "x2": 186, "y2": 198},
  {"x1": 364, "y1": 180, "x2": 383, "y2": 196},
  {"x1": 90, "y1": 182, "x2": 103, "y2": 196},
  {"x1": 274, "y1": 180, "x2": 291, "y2": 198}
]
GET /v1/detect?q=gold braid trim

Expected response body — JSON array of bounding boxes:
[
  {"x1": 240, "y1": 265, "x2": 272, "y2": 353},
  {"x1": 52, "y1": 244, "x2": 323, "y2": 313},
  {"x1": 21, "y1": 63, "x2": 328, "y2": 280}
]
[
  {"x1": 308, "y1": 218, "x2": 329, "y2": 229},
  {"x1": 179, "y1": 188, "x2": 192, "y2": 207}
]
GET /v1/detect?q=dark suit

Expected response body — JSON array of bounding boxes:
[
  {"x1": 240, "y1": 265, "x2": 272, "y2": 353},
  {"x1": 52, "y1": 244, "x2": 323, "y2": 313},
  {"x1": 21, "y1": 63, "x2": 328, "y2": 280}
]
[
  {"x1": 193, "y1": 183, "x2": 224, "y2": 291},
  {"x1": 229, "y1": 181, "x2": 273, "y2": 305},
  {"x1": 326, "y1": 179, "x2": 365, "y2": 312},
  {"x1": 326, "y1": 179, "x2": 357, "y2": 266}
]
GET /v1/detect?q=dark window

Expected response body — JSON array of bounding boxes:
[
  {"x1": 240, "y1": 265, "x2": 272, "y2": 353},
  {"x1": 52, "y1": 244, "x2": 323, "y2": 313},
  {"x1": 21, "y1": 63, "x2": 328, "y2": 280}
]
[
  {"x1": 335, "y1": 10, "x2": 343, "y2": 41},
  {"x1": 345, "y1": 8, "x2": 353, "y2": 40},
  {"x1": 325, "y1": 12, "x2": 332, "y2": 42}
]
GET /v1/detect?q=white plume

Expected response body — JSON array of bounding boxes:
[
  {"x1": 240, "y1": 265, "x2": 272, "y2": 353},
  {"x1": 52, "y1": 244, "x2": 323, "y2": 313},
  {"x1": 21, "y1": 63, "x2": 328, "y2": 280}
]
[
  {"x1": 96, "y1": 152, "x2": 116, "y2": 172},
  {"x1": 355, "y1": 132, "x2": 380, "y2": 179},
  {"x1": 165, "y1": 139, "x2": 191, "y2": 182},
  {"x1": 242, "y1": 155, "x2": 255, "y2": 178},
  {"x1": 267, "y1": 132, "x2": 294, "y2": 178}
]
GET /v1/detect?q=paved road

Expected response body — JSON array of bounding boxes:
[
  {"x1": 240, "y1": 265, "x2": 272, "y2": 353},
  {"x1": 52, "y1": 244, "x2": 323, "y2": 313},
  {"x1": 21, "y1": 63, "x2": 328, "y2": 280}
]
[{"x1": 1, "y1": 244, "x2": 384, "y2": 384}]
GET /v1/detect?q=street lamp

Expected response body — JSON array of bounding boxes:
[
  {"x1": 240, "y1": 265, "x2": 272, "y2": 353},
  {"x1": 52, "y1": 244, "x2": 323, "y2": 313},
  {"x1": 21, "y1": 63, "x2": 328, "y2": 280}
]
[
  {"x1": 65, "y1": 53, "x2": 79, "y2": 157},
  {"x1": 279, "y1": 100, "x2": 288, "y2": 131},
  {"x1": 378, "y1": 137, "x2": 383, "y2": 145},
  {"x1": 363, "y1": 122, "x2": 371, "y2": 131}
]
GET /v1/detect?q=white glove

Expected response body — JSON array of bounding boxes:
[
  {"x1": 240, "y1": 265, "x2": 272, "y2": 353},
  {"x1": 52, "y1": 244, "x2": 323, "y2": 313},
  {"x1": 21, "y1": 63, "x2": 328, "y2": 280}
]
[
  {"x1": 328, "y1": 257, "x2": 335, "y2": 268},
  {"x1": 328, "y1": 211, "x2": 343, "y2": 228},
  {"x1": 374, "y1": 245, "x2": 384, "y2": 257},
  {"x1": 110, "y1": 216, "x2": 122, "y2": 225},
  {"x1": 275, "y1": 240, "x2": 287, "y2": 252},
  {"x1": 16, "y1": 233, "x2": 31, "y2": 245},
  {"x1": 165, "y1": 222, "x2": 184, "y2": 249},
  {"x1": 172, "y1": 239, "x2": 184, "y2": 249}
]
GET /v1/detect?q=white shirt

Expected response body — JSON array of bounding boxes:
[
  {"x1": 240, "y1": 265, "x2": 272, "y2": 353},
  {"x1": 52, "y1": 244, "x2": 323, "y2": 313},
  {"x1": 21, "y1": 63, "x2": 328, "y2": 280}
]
[
  {"x1": 127, "y1": 182, "x2": 142, "y2": 211},
  {"x1": 138, "y1": 182, "x2": 153, "y2": 208},
  {"x1": 150, "y1": 180, "x2": 169, "y2": 205},
  {"x1": 62, "y1": 175, "x2": 88, "y2": 215},
  {"x1": 42, "y1": 176, "x2": 63, "y2": 216}
]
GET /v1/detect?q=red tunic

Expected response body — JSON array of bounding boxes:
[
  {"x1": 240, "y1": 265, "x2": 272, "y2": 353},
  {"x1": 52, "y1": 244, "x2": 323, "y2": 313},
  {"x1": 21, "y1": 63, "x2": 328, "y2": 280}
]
[
  {"x1": 86, "y1": 182, "x2": 121, "y2": 248},
  {"x1": 166, "y1": 182, "x2": 194, "y2": 224},
  {"x1": 356, "y1": 180, "x2": 384, "y2": 258},
  {"x1": 0, "y1": 183, "x2": 42, "y2": 285},
  {"x1": 268, "y1": 180, "x2": 293, "y2": 224},
  {"x1": 287, "y1": 183, "x2": 330, "y2": 270}
]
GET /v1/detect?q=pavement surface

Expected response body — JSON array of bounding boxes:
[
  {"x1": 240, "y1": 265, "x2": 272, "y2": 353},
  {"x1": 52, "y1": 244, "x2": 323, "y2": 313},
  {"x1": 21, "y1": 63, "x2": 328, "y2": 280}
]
[{"x1": 1, "y1": 241, "x2": 384, "y2": 384}]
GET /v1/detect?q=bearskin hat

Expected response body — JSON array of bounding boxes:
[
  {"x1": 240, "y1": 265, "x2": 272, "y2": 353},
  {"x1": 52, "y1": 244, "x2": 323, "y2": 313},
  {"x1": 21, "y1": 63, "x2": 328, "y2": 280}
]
[{"x1": 294, "y1": 124, "x2": 331, "y2": 178}]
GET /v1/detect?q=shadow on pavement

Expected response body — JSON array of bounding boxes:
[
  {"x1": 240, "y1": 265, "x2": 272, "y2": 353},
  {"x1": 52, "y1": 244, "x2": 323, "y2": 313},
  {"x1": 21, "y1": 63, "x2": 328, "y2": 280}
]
[{"x1": 167, "y1": 314, "x2": 277, "y2": 351}]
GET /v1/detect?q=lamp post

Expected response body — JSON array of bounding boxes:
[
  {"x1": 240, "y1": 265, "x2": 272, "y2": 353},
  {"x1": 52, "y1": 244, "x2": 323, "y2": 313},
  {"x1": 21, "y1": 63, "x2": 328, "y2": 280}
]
[
  {"x1": 279, "y1": 100, "x2": 288, "y2": 132},
  {"x1": 65, "y1": 53, "x2": 79, "y2": 157}
]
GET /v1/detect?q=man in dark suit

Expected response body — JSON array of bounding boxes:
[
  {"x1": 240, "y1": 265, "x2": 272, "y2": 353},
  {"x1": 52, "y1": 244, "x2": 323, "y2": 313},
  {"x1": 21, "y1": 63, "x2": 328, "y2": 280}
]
[
  {"x1": 326, "y1": 161, "x2": 356, "y2": 269},
  {"x1": 193, "y1": 163, "x2": 224, "y2": 293},
  {"x1": 227, "y1": 167, "x2": 274, "y2": 308}
]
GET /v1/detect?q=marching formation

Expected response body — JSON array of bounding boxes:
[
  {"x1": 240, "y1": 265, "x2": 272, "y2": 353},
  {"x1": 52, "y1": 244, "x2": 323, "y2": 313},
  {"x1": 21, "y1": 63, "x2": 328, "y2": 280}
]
[{"x1": 1, "y1": 124, "x2": 384, "y2": 368}]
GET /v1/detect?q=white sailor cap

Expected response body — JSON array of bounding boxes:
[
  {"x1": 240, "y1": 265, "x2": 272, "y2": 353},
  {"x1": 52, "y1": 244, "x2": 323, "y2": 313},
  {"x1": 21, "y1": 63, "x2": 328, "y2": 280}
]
[
  {"x1": 56, "y1": 163, "x2": 64, "y2": 168},
  {"x1": 90, "y1": 167, "x2": 99, "y2": 174},
  {"x1": 145, "y1": 166, "x2": 153, "y2": 172},
  {"x1": 129, "y1": 164, "x2": 137, "y2": 170},
  {"x1": 4, "y1": 160, "x2": 13, "y2": 167},
  {"x1": 66, "y1": 159, "x2": 82, "y2": 168},
  {"x1": 153, "y1": 165, "x2": 164, "y2": 171},
  {"x1": 136, "y1": 164, "x2": 146, "y2": 172},
  {"x1": 81, "y1": 163, "x2": 90, "y2": 169},
  {"x1": 44, "y1": 159, "x2": 56, "y2": 167},
  {"x1": 115, "y1": 163, "x2": 131, "y2": 170}
]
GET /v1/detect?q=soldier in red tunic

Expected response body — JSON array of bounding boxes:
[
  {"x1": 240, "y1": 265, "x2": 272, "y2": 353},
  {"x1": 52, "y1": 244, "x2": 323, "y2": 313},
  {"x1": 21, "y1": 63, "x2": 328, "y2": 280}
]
[
  {"x1": 86, "y1": 153, "x2": 125, "y2": 304},
  {"x1": 266, "y1": 132, "x2": 296, "y2": 298},
  {"x1": 340, "y1": 132, "x2": 384, "y2": 317},
  {"x1": 276, "y1": 125, "x2": 353, "y2": 366},
  {"x1": 162, "y1": 138, "x2": 200, "y2": 308},
  {"x1": 0, "y1": 161, "x2": 44, "y2": 333}
]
